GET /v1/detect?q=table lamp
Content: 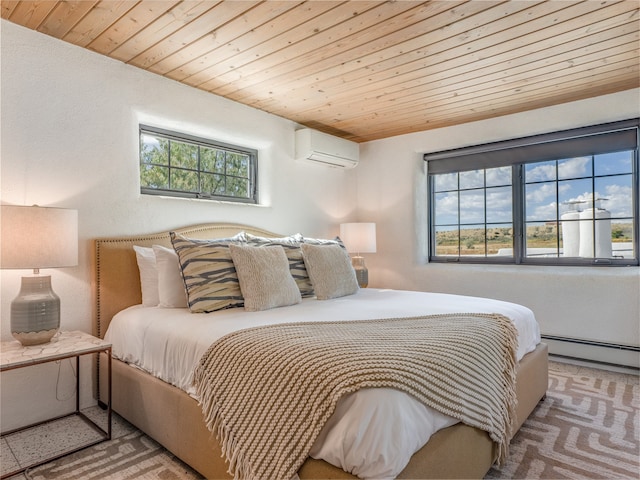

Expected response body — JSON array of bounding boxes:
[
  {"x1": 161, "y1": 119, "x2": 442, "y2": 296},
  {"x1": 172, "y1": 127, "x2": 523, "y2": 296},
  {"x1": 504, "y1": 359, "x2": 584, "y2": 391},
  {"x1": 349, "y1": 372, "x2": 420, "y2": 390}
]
[
  {"x1": 1, "y1": 205, "x2": 78, "y2": 345},
  {"x1": 339, "y1": 222, "x2": 376, "y2": 288}
]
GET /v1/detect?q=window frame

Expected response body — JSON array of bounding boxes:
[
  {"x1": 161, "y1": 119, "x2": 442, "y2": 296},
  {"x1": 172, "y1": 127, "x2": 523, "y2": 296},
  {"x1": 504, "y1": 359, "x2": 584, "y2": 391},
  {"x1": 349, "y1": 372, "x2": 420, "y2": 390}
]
[
  {"x1": 139, "y1": 125, "x2": 258, "y2": 204},
  {"x1": 425, "y1": 118, "x2": 640, "y2": 267}
]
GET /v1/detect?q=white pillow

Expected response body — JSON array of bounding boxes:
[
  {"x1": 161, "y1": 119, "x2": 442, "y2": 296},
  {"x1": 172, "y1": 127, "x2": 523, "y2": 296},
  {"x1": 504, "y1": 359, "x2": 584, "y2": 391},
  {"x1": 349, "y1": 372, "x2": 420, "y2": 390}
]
[
  {"x1": 152, "y1": 245, "x2": 188, "y2": 308},
  {"x1": 133, "y1": 245, "x2": 159, "y2": 307},
  {"x1": 300, "y1": 243, "x2": 359, "y2": 300},
  {"x1": 229, "y1": 244, "x2": 301, "y2": 312}
]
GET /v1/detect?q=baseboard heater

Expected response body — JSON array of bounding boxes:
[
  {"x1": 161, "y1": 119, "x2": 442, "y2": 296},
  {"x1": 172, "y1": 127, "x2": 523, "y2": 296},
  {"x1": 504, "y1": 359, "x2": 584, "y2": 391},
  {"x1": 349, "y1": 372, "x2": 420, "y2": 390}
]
[
  {"x1": 541, "y1": 334, "x2": 640, "y2": 352},
  {"x1": 542, "y1": 334, "x2": 640, "y2": 370}
]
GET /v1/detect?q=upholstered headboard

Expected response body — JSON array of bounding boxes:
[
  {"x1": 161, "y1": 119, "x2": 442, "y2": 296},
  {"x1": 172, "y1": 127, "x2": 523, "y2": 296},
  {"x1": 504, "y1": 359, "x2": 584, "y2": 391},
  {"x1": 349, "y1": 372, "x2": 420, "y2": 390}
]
[{"x1": 92, "y1": 223, "x2": 280, "y2": 339}]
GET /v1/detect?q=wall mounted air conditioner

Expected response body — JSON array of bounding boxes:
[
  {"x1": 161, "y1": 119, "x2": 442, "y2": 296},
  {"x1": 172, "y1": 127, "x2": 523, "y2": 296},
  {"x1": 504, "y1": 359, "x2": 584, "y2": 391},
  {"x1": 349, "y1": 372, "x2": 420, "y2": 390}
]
[{"x1": 295, "y1": 128, "x2": 359, "y2": 168}]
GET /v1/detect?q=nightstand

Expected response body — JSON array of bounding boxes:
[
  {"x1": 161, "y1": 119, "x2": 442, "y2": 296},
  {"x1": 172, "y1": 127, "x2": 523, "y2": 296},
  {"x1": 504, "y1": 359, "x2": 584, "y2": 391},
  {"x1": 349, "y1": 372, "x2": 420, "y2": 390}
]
[{"x1": 0, "y1": 331, "x2": 111, "y2": 479}]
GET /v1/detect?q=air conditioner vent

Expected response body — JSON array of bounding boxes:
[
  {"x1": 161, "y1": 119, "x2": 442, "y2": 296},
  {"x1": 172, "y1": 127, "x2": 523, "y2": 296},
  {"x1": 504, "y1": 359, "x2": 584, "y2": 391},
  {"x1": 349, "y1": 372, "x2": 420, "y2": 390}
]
[{"x1": 295, "y1": 128, "x2": 359, "y2": 168}]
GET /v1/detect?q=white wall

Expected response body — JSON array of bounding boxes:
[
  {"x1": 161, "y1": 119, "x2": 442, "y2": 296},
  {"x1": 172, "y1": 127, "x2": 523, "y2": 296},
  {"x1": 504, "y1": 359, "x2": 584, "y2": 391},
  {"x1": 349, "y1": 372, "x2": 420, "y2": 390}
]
[
  {"x1": 0, "y1": 21, "x2": 355, "y2": 430},
  {"x1": 357, "y1": 89, "x2": 640, "y2": 368}
]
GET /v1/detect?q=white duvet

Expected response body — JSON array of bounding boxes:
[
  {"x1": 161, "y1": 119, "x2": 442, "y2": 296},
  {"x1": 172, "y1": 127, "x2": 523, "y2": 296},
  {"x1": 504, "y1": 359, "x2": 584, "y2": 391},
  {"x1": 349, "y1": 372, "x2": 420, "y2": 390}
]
[{"x1": 105, "y1": 288, "x2": 540, "y2": 479}]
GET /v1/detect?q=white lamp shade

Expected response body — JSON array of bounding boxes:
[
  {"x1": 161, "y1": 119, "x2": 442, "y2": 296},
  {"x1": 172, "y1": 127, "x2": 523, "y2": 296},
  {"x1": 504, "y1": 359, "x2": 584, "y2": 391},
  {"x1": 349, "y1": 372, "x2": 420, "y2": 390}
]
[
  {"x1": 339, "y1": 222, "x2": 376, "y2": 254},
  {"x1": 1, "y1": 205, "x2": 78, "y2": 269}
]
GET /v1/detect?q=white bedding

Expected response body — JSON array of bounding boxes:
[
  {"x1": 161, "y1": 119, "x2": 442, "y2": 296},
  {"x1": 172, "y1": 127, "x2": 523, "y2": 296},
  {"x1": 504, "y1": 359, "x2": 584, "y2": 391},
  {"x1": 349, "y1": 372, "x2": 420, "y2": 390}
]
[{"x1": 105, "y1": 288, "x2": 540, "y2": 479}]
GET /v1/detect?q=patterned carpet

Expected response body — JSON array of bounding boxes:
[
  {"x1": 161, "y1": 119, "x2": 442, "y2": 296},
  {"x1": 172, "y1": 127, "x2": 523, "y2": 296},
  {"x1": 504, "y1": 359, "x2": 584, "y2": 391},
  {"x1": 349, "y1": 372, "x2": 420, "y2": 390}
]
[
  {"x1": 12, "y1": 361, "x2": 639, "y2": 480},
  {"x1": 487, "y1": 361, "x2": 639, "y2": 480},
  {"x1": 26, "y1": 431, "x2": 201, "y2": 480}
]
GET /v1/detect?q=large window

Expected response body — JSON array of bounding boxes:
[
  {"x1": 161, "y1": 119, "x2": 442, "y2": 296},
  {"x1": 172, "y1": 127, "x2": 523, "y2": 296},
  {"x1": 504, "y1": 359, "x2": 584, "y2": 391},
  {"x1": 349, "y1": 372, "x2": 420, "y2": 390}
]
[
  {"x1": 426, "y1": 119, "x2": 639, "y2": 266},
  {"x1": 139, "y1": 125, "x2": 258, "y2": 203}
]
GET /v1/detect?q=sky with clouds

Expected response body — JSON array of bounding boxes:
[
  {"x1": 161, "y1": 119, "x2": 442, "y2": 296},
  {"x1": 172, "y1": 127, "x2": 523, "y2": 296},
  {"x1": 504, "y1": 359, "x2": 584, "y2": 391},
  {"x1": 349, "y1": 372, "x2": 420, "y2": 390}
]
[{"x1": 434, "y1": 151, "x2": 634, "y2": 227}]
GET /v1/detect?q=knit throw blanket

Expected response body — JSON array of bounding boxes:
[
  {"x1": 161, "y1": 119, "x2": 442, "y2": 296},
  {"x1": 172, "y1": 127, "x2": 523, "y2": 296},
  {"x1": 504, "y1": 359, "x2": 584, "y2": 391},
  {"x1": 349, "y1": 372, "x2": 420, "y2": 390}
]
[{"x1": 193, "y1": 313, "x2": 519, "y2": 480}]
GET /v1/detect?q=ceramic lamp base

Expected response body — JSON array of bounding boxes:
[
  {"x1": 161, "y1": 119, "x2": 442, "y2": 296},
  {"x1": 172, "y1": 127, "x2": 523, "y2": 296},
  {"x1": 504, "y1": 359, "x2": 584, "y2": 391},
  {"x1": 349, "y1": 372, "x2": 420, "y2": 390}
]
[
  {"x1": 11, "y1": 275, "x2": 60, "y2": 346},
  {"x1": 351, "y1": 256, "x2": 369, "y2": 288},
  {"x1": 12, "y1": 328, "x2": 59, "y2": 346}
]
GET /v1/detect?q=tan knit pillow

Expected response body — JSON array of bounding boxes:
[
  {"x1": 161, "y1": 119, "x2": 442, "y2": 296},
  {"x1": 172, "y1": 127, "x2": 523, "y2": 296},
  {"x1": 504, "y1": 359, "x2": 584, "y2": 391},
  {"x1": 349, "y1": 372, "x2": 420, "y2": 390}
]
[
  {"x1": 229, "y1": 244, "x2": 302, "y2": 312},
  {"x1": 300, "y1": 243, "x2": 359, "y2": 300},
  {"x1": 245, "y1": 233, "x2": 315, "y2": 298}
]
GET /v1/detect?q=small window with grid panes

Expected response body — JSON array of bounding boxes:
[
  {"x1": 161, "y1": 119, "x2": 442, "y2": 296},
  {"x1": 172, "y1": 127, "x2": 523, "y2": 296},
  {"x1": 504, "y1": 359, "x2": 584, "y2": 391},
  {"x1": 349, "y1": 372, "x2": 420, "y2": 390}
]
[{"x1": 139, "y1": 125, "x2": 258, "y2": 204}]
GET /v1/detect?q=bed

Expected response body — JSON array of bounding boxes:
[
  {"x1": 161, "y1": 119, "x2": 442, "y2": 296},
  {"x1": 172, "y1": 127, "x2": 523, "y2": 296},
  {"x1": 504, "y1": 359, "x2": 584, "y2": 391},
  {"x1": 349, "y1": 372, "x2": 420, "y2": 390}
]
[{"x1": 93, "y1": 223, "x2": 548, "y2": 479}]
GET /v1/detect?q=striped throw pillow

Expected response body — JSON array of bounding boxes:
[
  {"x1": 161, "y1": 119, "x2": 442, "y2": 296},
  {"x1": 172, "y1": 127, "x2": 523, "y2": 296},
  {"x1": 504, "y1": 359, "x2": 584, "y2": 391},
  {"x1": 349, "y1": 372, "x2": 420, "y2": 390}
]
[
  {"x1": 170, "y1": 232, "x2": 246, "y2": 313},
  {"x1": 301, "y1": 235, "x2": 346, "y2": 248}
]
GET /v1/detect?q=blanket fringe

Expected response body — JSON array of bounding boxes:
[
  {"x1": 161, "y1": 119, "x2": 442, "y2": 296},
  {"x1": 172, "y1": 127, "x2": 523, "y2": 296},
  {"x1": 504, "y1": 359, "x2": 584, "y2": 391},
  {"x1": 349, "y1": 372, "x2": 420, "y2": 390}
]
[
  {"x1": 494, "y1": 315, "x2": 519, "y2": 466},
  {"x1": 198, "y1": 386, "x2": 255, "y2": 480}
]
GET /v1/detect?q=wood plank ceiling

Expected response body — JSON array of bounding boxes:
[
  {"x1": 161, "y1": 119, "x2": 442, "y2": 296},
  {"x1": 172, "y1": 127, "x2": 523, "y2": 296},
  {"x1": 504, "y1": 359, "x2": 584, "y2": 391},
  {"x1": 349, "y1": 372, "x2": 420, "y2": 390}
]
[{"x1": 2, "y1": 1, "x2": 639, "y2": 142}]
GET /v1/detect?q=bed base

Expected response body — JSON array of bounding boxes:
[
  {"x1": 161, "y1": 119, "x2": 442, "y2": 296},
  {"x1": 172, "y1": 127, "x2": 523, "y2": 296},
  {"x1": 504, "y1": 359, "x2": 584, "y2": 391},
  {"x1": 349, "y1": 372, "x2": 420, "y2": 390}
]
[
  {"x1": 99, "y1": 343, "x2": 547, "y2": 479},
  {"x1": 93, "y1": 223, "x2": 548, "y2": 479}
]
